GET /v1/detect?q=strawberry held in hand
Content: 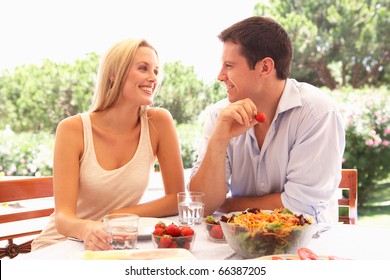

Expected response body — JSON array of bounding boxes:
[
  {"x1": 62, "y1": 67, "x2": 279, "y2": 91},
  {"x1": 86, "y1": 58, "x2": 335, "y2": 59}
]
[{"x1": 255, "y1": 112, "x2": 266, "y2": 123}]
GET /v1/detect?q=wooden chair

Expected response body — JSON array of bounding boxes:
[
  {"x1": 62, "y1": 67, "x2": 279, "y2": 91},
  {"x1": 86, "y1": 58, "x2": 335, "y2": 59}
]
[
  {"x1": 0, "y1": 176, "x2": 54, "y2": 259},
  {"x1": 338, "y1": 169, "x2": 358, "y2": 224}
]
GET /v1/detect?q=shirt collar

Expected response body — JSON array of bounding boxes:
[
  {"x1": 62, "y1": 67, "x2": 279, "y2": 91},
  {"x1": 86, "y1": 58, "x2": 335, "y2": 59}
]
[
  {"x1": 276, "y1": 79, "x2": 302, "y2": 115},
  {"x1": 249, "y1": 79, "x2": 302, "y2": 137}
]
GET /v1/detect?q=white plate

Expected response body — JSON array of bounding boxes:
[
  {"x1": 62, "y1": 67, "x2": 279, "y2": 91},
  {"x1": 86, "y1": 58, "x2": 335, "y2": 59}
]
[
  {"x1": 138, "y1": 217, "x2": 174, "y2": 240},
  {"x1": 84, "y1": 248, "x2": 196, "y2": 260}
]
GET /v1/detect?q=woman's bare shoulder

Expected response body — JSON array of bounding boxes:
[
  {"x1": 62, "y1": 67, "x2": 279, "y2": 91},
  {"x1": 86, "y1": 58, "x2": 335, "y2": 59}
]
[
  {"x1": 56, "y1": 114, "x2": 84, "y2": 134},
  {"x1": 147, "y1": 107, "x2": 172, "y2": 118},
  {"x1": 146, "y1": 107, "x2": 174, "y2": 123},
  {"x1": 146, "y1": 108, "x2": 177, "y2": 139}
]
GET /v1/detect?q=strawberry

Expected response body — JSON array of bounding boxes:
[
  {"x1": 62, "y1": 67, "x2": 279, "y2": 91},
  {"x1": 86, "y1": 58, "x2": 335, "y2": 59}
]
[
  {"x1": 169, "y1": 242, "x2": 179, "y2": 248},
  {"x1": 209, "y1": 225, "x2": 224, "y2": 239},
  {"x1": 165, "y1": 223, "x2": 181, "y2": 237},
  {"x1": 155, "y1": 221, "x2": 166, "y2": 230},
  {"x1": 158, "y1": 235, "x2": 172, "y2": 248},
  {"x1": 183, "y1": 241, "x2": 191, "y2": 250},
  {"x1": 180, "y1": 226, "x2": 194, "y2": 236},
  {"x1": 255, "y1": 112, "x2": 266, "y2": 123},
  {"x1": 152, "y1": 227, "x2": 165, "y2": 236}
]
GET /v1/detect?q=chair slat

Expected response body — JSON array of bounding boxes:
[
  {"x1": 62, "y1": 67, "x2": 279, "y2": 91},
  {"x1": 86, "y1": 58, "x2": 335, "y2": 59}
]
[
  {"x1": 0, "y1": 208, "x2": 54, "y2": 224},
  {"x1": 338, "y1": 169, "x2": 358, "y2": 224},
  {"x1": 0, "y1": 230, "x2": 43, "y2": 241},
  {"x1": 0, "y1": 176, "x2": 54, "y2": 258},
  {"x1": 0, "y1": 177, "x2": 53, "y2": 203}
]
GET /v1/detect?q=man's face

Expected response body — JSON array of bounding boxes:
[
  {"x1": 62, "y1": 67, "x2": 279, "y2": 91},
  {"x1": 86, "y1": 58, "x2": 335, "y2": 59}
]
[{"x1": 217, "y1": 41, "x2": 260, "y2": 103}]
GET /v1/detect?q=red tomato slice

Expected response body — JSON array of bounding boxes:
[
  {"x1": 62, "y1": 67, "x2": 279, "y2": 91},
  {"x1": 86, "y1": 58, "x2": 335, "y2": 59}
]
[{"x1": 298, "y1": 248, "x2": 319, "y2": 260}]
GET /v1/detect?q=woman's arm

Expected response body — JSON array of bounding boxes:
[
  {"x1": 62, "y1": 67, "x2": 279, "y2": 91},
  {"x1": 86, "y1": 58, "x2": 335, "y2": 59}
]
[{"x1": 53, "y1": 116, "x2": 110, "y2": 250}]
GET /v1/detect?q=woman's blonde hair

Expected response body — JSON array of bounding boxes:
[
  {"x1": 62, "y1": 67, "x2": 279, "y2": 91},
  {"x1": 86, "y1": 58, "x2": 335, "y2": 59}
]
[{"x1": 90, "y1": 38, "x2": 158, "y2": 112}]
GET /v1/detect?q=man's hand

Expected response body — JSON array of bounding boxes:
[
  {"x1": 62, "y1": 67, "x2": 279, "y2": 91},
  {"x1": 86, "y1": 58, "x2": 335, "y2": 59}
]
[{"x1": 212, "y1": 98, "x2": 260, "y2": 142}]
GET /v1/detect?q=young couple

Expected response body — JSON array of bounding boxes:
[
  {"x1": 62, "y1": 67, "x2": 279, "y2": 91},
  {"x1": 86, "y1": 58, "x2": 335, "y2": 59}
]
[{"x1": 32, "y1": 16, "x2": 345, "y2": 251}]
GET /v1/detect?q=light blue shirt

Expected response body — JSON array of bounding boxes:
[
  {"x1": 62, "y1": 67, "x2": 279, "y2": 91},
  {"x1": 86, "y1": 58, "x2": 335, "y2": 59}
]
[{"x1": 190, "y1": 79, "x2": 345, "y2": 224}]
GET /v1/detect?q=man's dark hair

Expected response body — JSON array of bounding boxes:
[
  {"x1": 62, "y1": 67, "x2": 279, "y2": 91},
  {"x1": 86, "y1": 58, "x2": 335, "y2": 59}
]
[{"x1": 218, "y1": 16, "x2": 293, "y2": 80}]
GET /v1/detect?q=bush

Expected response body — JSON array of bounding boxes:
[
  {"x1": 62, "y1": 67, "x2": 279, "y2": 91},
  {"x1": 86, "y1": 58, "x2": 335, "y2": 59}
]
[
  {"x1": 330, "y1": 87, "x2": 390, "y2": 206},
  {"x1": 0, "y1": 127, "x2": 54, "y2": 177},
  {"x1": 2, "y1": 86, "x2": 389, "y2": 209},
  {"x1": 0, "y1": 121, "x2": 203, "y2": 176},
  {"x1": 177, "y1": 121, "x2": 203, "y2": 169},
  {"x1": 154, "y1": 120, "x2": 203, "y2": 171}
]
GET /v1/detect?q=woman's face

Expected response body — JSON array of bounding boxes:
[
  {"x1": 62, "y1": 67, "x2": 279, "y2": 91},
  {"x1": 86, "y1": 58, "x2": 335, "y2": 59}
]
[{"x1": 121, "y1": 46, "x2": 159, "y2": 106}]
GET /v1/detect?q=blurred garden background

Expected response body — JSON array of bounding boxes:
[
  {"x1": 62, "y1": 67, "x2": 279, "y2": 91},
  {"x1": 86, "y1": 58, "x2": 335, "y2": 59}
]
[{"x1": 1, "y1": 0, "x2": 389, "y2": 226}]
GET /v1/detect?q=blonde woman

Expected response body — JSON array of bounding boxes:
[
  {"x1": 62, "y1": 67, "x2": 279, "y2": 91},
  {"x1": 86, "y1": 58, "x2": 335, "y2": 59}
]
[{"x1": 32, "y1": 39, "x2": 185, "y2": 251}]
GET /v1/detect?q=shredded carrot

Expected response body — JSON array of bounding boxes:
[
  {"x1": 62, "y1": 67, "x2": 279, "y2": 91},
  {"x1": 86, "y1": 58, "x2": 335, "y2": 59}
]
[{"x1": 227, "y1": 208, "x2": 312, "y2": 239}]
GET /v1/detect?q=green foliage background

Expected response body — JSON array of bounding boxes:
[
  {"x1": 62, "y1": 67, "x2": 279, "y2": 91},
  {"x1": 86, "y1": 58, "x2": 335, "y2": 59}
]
[
  {"x1": 1, "y1": 0, "x2": 389, "y2": 212},
  {"x1": 331, "y1": 87, "x2": 390, "y2": 205},
  {"x1": 255, "y1": 0, "x2": 389, "y2": 89},
  {"x1": 0, "y1": 53, "x2": 99, "y2": 133}
]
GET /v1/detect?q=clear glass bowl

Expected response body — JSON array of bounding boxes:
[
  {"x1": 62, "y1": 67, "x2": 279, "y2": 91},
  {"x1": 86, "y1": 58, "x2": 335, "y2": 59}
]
[
  {"x1": 151, "y1": 233, "x2": 196, "y2": 251},
  {"x1": 220, "y1": 211, "x2": 316, "y2": 259},
  {"x1": 204, "y1": 222, "x2": 226, "y2": 243}
]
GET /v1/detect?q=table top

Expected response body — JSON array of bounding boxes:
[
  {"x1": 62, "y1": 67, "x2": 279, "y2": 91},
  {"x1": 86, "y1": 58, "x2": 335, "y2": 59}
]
[{"x1": 14, "y1": 215, "x2": 390, "y2": 260}]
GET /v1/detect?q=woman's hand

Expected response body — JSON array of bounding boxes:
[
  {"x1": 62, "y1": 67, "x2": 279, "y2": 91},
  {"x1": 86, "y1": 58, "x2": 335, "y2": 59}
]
[{"x1": 82, "y1": 221, "x2": 112, "y2": 251}]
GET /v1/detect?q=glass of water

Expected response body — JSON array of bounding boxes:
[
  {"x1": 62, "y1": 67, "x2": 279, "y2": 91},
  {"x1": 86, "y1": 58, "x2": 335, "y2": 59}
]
[
  {"x1": 103, "y1": 213, "x2": 139, "y2": 250},
  {"x1": 177, "y1": 191, "x2": 205, "y2": 226}
]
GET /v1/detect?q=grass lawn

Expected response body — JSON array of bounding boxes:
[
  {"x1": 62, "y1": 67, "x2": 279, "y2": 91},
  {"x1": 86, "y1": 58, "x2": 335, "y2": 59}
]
[{"x1": 358, "y1": 181, "x2": 390, "y2": 227}]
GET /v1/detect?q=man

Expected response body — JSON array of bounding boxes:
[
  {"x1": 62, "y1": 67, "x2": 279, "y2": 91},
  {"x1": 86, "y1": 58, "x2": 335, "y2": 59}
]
[{"x1": 188, "y1": 16, "x2": 345, "y2": 224}]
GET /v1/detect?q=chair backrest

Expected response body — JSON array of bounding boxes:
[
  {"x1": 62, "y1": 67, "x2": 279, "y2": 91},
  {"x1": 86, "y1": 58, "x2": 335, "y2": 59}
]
[
  {"x1": 0, "y1": 176, "x2": 54, "y2": 259},
  {"x1": 338, "y1": 169, "x2": 358, "y2": 224}
]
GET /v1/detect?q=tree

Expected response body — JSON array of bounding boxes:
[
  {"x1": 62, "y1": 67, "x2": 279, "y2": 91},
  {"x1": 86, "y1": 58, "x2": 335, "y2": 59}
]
[
  {"x1": 1, "y1": 56, "x2": 226, "y2": 134},
  {"x1": 0, "y1": 53, "x2": 99, "y2": 133},
  {"x1": 254, "y1": 0, "x2": 389, "y2": 89},
  {"x1": 155, "y1": 61, "x2": 225, "y2": 124}
]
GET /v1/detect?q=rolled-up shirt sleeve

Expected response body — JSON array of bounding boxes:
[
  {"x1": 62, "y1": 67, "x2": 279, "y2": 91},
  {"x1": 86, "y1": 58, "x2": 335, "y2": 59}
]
[
  {"x1": 188, "y1": 100, "x2": 232, "y2": 191},
  {"x1": 281, "y1": 105, "x2": 345, "y2": 223}
]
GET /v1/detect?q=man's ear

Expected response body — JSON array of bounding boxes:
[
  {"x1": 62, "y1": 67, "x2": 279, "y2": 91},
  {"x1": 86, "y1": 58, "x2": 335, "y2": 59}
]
[{"x1": 256, "y1": 57, "x2": 274, "y2": 77}]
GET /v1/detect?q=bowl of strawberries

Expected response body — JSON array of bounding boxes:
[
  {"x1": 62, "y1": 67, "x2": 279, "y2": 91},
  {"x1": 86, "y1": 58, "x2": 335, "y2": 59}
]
[
  {"x1": 204, "y1": 216, "x2": 226, "y2": 243},
  {"x1": 151, "y1": 221, "x2": 196, "y2": 251}
]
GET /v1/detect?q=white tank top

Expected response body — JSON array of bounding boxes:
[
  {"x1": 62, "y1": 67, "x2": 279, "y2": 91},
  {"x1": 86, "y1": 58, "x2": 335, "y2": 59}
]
[{"x1": 31, "y1": 112, "x2": 154, "y2": 250}]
